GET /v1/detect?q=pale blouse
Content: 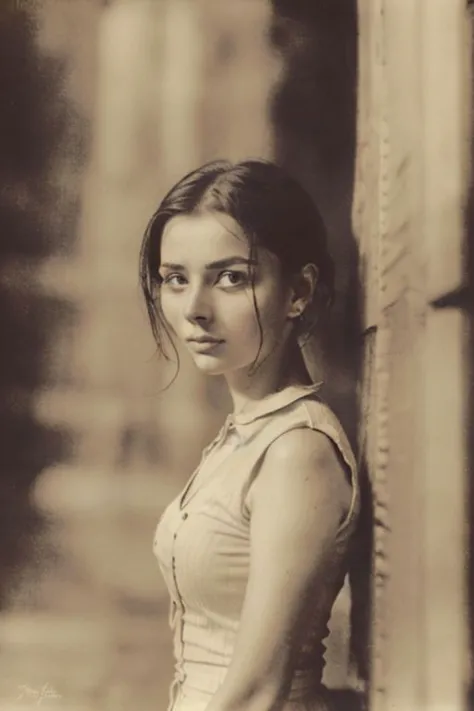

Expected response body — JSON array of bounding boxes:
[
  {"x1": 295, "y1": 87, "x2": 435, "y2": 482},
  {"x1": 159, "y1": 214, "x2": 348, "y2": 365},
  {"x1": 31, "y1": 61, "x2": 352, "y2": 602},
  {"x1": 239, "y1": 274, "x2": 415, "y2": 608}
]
[{"x1": 153, "y1": 384, "x2": 360, "y2": 711}]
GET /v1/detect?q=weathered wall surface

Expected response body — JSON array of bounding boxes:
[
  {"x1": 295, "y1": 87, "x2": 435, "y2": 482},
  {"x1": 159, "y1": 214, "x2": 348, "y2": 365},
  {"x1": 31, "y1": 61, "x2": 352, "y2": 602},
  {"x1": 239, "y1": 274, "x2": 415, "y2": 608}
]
[{"x1": 354, "y1": 2, "x2": 473, "y2": 709}]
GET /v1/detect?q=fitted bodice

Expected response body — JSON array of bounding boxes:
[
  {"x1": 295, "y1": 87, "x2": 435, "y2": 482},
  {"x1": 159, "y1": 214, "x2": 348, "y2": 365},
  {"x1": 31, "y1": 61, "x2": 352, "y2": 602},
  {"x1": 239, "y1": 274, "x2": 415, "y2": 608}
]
[{"x1": 153, "y1": 385, "x2": 360, "y2": 711}]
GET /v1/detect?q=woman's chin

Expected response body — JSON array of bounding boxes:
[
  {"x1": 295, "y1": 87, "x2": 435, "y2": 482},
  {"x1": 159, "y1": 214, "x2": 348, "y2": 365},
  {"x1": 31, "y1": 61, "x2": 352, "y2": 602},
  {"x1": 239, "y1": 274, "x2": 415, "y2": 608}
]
[{"x1": 191, "y1": 353, "x2": 227, "y2": 375}]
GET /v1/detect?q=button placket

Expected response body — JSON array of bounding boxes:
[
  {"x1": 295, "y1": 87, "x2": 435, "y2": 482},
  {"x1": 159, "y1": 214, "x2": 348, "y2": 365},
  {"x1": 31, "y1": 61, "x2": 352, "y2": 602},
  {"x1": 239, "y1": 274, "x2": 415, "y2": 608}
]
[
  {"x1": 179, "y1": 421, "x2": 240, "y2": 510},
  {"x1": 178, "y1": 430, "x2": 224, "y2": 509},
  {"x1": 179, "y1": 420, "x2": 227, "y2": 509},
  {"x1": 169, "y1": 505, "x2": 190, "y2": 695}
]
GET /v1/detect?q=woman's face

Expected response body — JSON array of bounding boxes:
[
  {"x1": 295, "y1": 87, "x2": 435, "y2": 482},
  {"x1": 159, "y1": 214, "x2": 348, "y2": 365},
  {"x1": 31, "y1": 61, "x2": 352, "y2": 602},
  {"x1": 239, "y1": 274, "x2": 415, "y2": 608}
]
[{"x1": 158, "y1": 211, "x2": 294, "y2": 376}]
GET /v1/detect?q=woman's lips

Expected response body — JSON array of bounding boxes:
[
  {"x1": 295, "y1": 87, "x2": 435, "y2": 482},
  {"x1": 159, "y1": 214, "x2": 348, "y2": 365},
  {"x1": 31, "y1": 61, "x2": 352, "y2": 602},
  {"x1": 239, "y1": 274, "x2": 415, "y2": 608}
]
[{"x1": 186, "y1": 336, "x2": 224, "y2": 352}]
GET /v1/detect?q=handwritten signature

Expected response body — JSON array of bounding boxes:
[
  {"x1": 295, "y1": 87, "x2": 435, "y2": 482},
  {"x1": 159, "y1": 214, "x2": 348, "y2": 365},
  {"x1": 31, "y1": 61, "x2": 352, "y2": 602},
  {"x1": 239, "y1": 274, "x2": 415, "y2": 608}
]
[{"x1": 13, "y1": 684, "x2": 61, "y2": 706}]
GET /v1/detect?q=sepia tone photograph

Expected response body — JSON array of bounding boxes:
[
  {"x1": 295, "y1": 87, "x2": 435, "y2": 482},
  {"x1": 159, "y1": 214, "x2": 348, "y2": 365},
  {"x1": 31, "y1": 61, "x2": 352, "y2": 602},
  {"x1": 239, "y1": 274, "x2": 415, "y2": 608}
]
[{"x1": 0, "y1": 1, "x2": 473, "y2": 710}]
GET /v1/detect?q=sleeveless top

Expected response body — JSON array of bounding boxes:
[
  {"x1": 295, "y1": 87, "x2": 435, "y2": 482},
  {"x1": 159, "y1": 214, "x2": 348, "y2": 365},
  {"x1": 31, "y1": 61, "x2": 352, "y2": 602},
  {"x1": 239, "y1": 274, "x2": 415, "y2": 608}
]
[{"x1": 153, "y1": 384, "x2": 360, "y2": 711}]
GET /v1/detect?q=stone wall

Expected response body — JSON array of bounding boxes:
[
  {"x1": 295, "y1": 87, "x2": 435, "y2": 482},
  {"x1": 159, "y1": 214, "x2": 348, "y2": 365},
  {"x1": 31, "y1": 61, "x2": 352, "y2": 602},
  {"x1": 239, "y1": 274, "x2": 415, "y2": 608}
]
[{"x1": 353, "y1": 2, "x2": 473, "y2": 709}]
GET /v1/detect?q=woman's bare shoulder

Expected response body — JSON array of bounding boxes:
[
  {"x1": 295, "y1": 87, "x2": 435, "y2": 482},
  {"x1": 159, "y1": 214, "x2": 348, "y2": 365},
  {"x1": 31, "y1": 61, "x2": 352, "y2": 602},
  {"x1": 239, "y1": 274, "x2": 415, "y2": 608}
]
[
  {"x1": 267, "y1": 426, "x2": 340, "y2": 468},
  {"x1": 248, "y1": 426, "x2": 352, "y2": 520}
]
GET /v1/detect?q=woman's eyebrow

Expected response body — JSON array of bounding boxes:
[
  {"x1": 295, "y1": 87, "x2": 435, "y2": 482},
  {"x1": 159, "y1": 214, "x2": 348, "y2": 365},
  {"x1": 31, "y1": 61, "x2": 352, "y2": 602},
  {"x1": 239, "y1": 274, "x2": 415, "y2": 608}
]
[
  {"x1": 160, "y1": 262, "x2": 185, "y2": 271},
  {"x1": 160, "y1": 257, "x2": 256, "y2": 271},
  {"x1": 205, "y1": 257, "x2": 256, "y2": 270}
]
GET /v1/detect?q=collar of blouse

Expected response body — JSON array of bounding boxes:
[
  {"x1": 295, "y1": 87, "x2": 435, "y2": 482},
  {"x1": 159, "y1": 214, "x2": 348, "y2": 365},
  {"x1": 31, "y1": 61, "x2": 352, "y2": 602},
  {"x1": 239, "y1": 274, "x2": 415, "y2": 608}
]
[{"x1": 228, "y1": 382, "x2": 323, "y2": 430}]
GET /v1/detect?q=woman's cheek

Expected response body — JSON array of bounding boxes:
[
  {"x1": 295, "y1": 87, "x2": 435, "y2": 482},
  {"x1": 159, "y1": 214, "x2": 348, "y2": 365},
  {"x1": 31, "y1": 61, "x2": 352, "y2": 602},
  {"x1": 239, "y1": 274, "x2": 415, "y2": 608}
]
[
  {"x1": 160, "y1": 294, "x2": 180, "y2": 332},
  {"x1": 222, "y1": 297, "x2": 261, "y2": 339}
]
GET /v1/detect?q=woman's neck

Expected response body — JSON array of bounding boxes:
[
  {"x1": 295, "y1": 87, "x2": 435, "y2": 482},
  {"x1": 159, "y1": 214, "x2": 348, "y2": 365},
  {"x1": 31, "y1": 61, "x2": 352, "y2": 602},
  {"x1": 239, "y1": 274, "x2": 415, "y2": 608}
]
[{"x1": 225, "y1": 338, "x2": 312, "y2": 416}]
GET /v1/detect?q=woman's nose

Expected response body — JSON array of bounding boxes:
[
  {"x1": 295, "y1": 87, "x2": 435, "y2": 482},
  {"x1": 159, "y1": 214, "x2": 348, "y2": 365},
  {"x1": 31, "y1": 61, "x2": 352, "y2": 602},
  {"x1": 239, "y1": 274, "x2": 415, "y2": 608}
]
[{"x1": 183, "y1": 285, "x2": 212, "y2": 323}]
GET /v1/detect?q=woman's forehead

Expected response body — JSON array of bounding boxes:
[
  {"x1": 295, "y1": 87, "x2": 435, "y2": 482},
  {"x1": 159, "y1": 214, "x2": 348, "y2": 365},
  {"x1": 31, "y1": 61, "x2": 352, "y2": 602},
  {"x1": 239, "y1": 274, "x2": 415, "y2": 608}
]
[{"x1": 161, "y1": 212, "x2": 250, "y2": 261}]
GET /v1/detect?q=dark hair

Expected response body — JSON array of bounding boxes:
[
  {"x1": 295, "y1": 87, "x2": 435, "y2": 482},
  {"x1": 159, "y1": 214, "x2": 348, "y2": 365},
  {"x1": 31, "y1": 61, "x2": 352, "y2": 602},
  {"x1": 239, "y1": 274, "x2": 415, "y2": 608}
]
[{"x1": 139, "y1": 159, "x2": 335, "y2": 366}]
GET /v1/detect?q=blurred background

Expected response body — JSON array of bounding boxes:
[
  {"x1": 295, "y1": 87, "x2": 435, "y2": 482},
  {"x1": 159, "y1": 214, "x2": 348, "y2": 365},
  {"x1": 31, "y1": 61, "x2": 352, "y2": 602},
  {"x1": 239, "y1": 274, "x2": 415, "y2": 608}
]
[
  {"x1": 0, "y1": 2, "x2": 359, "y2": 709},
  {"x1": 0, "y1": 1, "x2": 472, "y2": 711}
]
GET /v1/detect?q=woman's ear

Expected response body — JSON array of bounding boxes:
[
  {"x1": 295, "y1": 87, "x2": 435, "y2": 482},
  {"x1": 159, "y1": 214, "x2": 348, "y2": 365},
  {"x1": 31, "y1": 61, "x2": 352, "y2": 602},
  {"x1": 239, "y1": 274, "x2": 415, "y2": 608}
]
[{"x1": 287, "y1": 263, "x2": 319, "y2": 320}]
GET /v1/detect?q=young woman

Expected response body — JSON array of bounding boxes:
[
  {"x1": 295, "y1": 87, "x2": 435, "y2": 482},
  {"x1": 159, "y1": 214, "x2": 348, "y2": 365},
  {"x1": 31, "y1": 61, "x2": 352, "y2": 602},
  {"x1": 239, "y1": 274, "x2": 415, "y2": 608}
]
[{"x1": 140, "y1": 160, "x2": 360, "y2": 711}]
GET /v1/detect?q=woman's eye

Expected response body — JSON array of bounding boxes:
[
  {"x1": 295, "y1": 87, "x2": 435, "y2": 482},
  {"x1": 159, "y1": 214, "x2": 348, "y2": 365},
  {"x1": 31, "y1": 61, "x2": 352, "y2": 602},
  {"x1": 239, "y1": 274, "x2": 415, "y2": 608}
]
[
  {"x1": 161, "y1": 273, "x2": 187, "y2": 287},
  {"x1": 217, "y1": 270, "x2": 247, "y2": 287}
]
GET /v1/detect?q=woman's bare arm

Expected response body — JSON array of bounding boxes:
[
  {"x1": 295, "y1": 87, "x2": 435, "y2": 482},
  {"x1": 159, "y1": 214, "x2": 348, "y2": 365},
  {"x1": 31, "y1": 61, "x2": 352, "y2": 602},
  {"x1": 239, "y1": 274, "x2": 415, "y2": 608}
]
[{"x1": 204, "y1": 427, "x2": 352, "y2": 711}]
